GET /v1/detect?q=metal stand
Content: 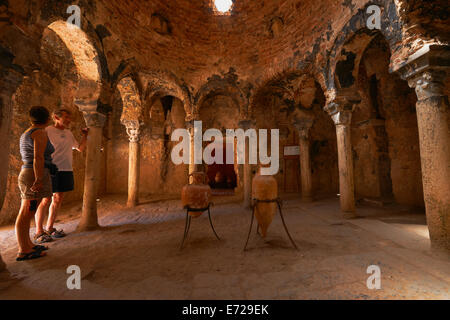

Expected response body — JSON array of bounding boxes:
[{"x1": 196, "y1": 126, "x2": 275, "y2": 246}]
[
  {"x1": 180, "y1": 204, "x2": 220, "y2": 250},
  {"x1": 244, "y1": 198, "x2": 298, "y2": 251}
]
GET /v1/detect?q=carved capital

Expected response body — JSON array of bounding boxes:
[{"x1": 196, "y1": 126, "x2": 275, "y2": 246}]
[
  {"x1": 83, "y1": 111, "x2": 106, "y2": 128},
  {"x1": 185, "y1": 118, "x2": 202, "y2": 136},
  {"x1": 238, "y1": 119, "x2": 256, "y2": 130},
  {"x1": 293, "y1": 118, "x2": 314, "y2": 139},
  {"x1": 75, "y1": 100, "x2": 99, "y2": 112},
  {"x1": 185, "y1": 112, "x2": 200, "y2": 123},
  {"x1": 324, "y1": 89, "x2": 360, "y2": 126},
  {"x1": 408, "y1": 69, "x2": 447, "y2": 101},
  {"x1": 122, "y1": 120, "x2": 142, "y2": 143},
  {"x1": 325, "y1": 89, "x2": 360, "y2": 112},
  {"x1": 331, "y1": 110, "x2": 353, "y2": 126},
  {"x1": 185, "y1": 120, "x2": 195, "y2": 135},
  {"x1": 395, "y1": 44, "x2": 450, "y2": 80}
]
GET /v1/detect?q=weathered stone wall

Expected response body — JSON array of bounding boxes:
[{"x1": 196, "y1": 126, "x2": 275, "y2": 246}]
[
  {"x1": 352, "y1": 35, "x2": 424, "y2": 207},
  {"x1": 0, "y1": 253, "x2": 5, "y2": 272},
  {"x1": 0, "y1": 66, "x2": 18, "y2": 220},
  {"x1": 0, "y1": 67, "x2": 92, "y2": 225},
  {"x1": 3, "y1": 0, "x2": 408, "y2": 95},
  {"x1": 1, "y1": 0, "x2": 448, "y2": 226},
  {"x1": 3, "y1": 0, "x2": 447, "y2": 101},
  {"x1": 0, "y1": 18, "x2": 105, "y2": 224},
  {"x1": 310, "y1": 105, "x2": 340, "y2": 197},
  {"x1": 107, "y1": 93, "x2": 188, "y2": 197},
  {"x1": 251, "y1": 80, "x2": 339, "y2": 196}
]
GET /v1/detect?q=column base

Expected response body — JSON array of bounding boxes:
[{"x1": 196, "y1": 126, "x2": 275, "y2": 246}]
[
  {"x1": 243, "y1": 201, "x2": 252, "y2": 209},
  {"x1": 301, "y1": 195, "x2": 313, "y2": 202},
  {"x1": 76, "y1": 223, "x2": 101, "y2": 233},
  {"x1": 430, "y1": 241, "x2": 450, "y2": 255},
  {"x1": 127, "y1": 199, "x2": 138, "y2": 208},
  {"x1": 342, "y1": 211, "x2": 358, "y2": 219},
  {"x1": 242, "y1": 191, "x2": 252, "y2": 209},
  {"x1": 429, "y1": 236, "x2": 450, "y2": 252}
]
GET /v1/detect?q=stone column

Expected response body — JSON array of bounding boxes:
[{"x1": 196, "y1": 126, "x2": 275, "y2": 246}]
[
  {"x1": 122, "y1": 120, "x2": 141, "y2": 208},
  {"x1": 238, "y1": 120, "x2": 255, "y2": 208},
  {"x1": 395, "y1": 46, "x2": 450, "y2": 250},
  {"x1": 186, "y1": 121, "x2": 195, "y2": 183},
  {"x1": 77, "y1": 111, "x2": 106, "y2": 232},
  {"x1": 325, "y1": 91, "x2": 361, "y2": 216},
  {"x1": 293, "y1": 118, "x2": 314, "y2": 202},
  {"x1": 186, "y1": 120, "x2": 202, "y2": 183}
]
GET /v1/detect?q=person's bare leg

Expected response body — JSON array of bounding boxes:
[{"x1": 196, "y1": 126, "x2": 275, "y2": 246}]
[
  {"x1": 16, "y1": 199, "x2": 46, "y2": 256},
  {"x1": 15, "y1": 199, "x2": 32, "y2": 253},
  {"x1": 29, "y1": 199, "x2": 46, "y2": 247},
  {"x1": 46, "y1": 192, "x2": 64, "y2": 231},
  {"x1": 35, "y1": 197, "x2": 50, "y2": 236}
]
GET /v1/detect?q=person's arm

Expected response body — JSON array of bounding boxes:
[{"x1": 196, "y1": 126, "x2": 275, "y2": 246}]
[
  {"x1": 75, "y1": 128, "x2": 88, "y2": 152},
  {"x1": 30, "y1": 129, "x2": 47, "y2": 192}
]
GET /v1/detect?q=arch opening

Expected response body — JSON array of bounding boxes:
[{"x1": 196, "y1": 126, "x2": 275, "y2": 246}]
[
  {"x1": 199, "y1": 93, "x2": 240, "y2": 195},
  {"x1": 251, "y1": 73, "x2": 338, "y2": 197},
  {"x1": 351, "y1": 34, "x2": 424, "y2": 211}
]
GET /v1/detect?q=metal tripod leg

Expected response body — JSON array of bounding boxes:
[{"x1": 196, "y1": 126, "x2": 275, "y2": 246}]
[
  {"x1": 208, "y1": 207, "x2": 221, "y2": 240},
  {"x1": 243, "y1": 206, "x2": 255, "y2": 251},
  {"x1": 253, "y1": 205, "x2": 261, "y2": 236},
  {"x1": 276, "y1": 200, "x2": 298, "y2": 250},
  {"x1": 180, "y1": 210, "x2": 192, "y2": 250}
]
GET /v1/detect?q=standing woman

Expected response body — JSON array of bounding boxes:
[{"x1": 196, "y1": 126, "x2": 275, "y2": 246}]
[{"x1": 15, "y1": 106, "x2": 55, "y2": 261}]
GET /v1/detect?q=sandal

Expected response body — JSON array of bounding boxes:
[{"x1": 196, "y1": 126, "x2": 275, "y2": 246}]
[
  {"x1": 33, "y1": 245, "x2": 49, "y2": 251},
  {"x1": 16, "y1": 250, "x2": 46, "y2": 261},
  {"x1": 46, "y1": 228, "x2": 66, "y2": 238},
  {"x1": 34, "y1": 232, "x2": 53, "y2": 244}
]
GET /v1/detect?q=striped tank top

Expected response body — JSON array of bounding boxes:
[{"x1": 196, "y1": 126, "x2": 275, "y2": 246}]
[{"x1": 20, "y1": 127, "x2": 55, "y2": 169}]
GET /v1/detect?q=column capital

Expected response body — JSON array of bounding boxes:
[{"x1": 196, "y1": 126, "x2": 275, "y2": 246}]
[
  {"x1": 238, "y1": 119, "x2": 256, "y2": 130},
  {"x1": 394, "y1": 44, "x2": 450, "y2": 101},
  {"x1": 408, "y1": 69, "x2": 447, "y2": 101},
  {"x1": 293, "y1": 118, "x2": 314, "y2": 139},
  {"x1": 185, "y1": 112, "x2": 200, "y2": 123},
  {"x1": 83, "y1": 111, "x2": 106, "y2": 128},
  {"x1": 324, "y1": 89, "x2": 360, "y2": 113},
  {"x1": 185, "y1": 120, "x2": 195, "y2": 133},
  {"x1": 394, "y1": 44, "x2": 450, "y2": 78},
  {"x1": 325, "y1": 89, "x2": 360, "y2": 126},
  {"x1": 330, "y1": 110, "x2": 353, "y2": 126},
  {"x1": 122, "y1": 119, "x2": 142, "y2": 143}
]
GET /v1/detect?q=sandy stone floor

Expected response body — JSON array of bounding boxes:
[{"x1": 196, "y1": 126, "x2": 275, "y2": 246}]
[{"x1": 0, "y1": 194, "x2": 448, "y2": 300}]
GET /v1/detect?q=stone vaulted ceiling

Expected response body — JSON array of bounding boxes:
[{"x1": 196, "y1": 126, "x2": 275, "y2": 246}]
[{"x1": 90, "y1": 0, "x2": 339, "y2": 85}]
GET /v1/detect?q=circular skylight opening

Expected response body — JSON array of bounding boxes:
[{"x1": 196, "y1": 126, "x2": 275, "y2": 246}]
[{"x1": 214, "y1": 0, "x2": 233, "y2": 13}]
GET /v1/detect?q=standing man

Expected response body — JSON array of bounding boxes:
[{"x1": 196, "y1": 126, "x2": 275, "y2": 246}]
[{"x1": 34, "y1": 109, "x2": 88, "y2": 243}]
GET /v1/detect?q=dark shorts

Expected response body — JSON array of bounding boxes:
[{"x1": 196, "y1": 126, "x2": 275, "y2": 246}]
[{"x1": 51, "y1": 171, "x2": 74, "y2": 193}]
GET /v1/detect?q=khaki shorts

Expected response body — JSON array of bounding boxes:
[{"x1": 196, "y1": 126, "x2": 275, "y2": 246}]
[{"x1": 18, "y1": 168, "x2": 52, "y2": 200}]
